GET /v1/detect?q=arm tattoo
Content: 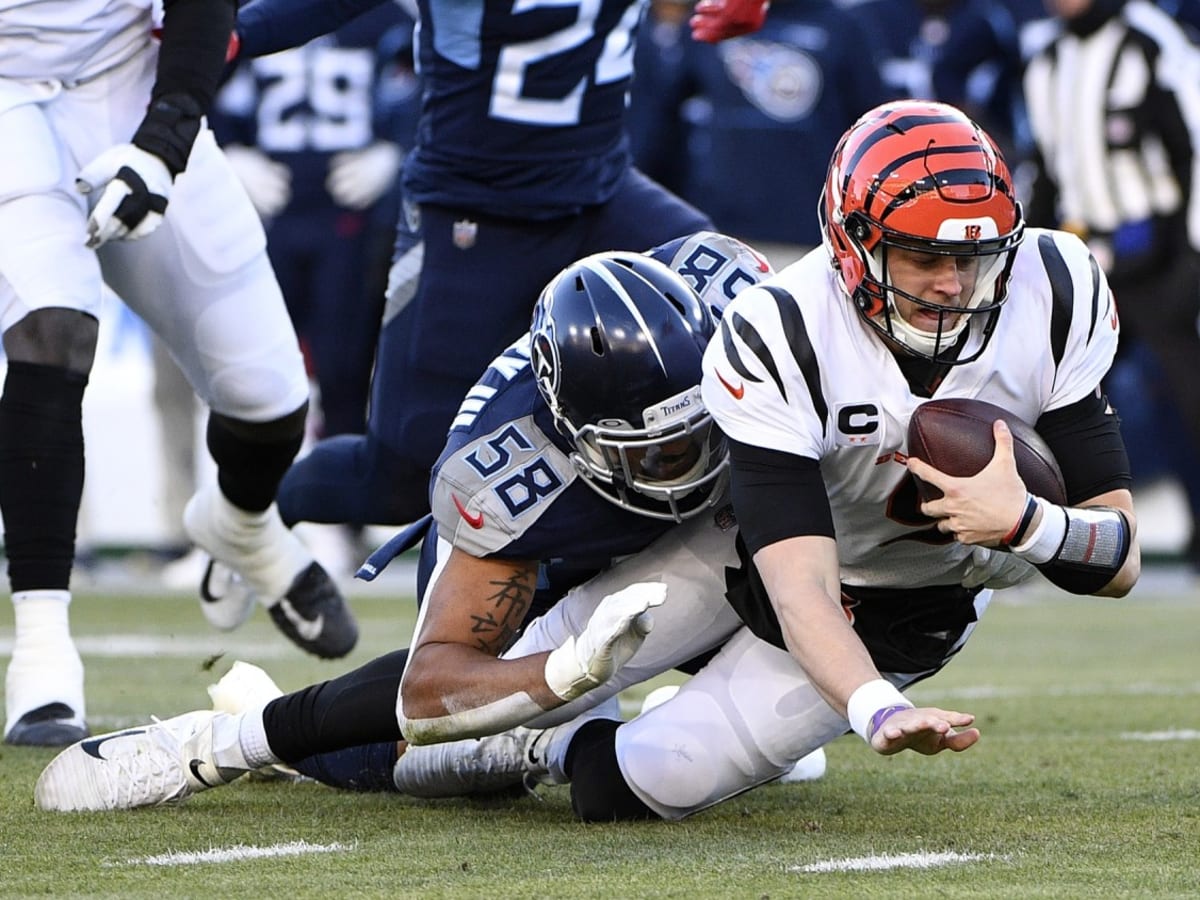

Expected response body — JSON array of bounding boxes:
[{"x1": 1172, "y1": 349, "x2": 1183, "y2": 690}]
[{"x1": 469, "y1": 567, "x2": 535, "y2": 654}]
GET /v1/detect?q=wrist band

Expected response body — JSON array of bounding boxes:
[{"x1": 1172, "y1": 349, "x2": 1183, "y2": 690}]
[
  {"x1": 1001, "y1": 493, "x2": 1038, "y2": 547},
  {"x1": 1010, "y1": 496, "x2": 1067, "y2": 565},
  {"x1": 847, "y1": 679, "x2": 912, "y2": 743}
]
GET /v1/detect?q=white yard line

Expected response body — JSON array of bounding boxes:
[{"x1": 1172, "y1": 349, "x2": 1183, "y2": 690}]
[
  {"x1": 117, "y1": 840, "x2": 353, "y2": 867},
  {"x1": 1119, "y1": 729, "x2": 1200, "y2": 741},
  {"x1": 793, "y1": 850, "x2": 1002, "y2": 873}
]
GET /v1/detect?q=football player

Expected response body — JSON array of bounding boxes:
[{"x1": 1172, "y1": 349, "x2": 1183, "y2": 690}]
[
  {"x1": 34, "y1": 232, "x2": 825, "y2": 810},
  {"x1": 392, "y1": 100, "x2": 1139, "y2": 822},
  {"x1": 0, "y1": 0, "x2": 358, "y2": 747},
  {"x1": 342, "y1": 100, "x2": 1142, "y2": 819}
]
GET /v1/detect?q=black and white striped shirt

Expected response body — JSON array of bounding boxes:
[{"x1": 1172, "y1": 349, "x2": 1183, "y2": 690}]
[{"x1": 1023, "y1": 1, "x2": 1200, "y2": 267}]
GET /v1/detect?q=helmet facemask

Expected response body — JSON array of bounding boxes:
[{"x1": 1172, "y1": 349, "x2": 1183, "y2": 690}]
[
  {"x1": 565, "y1": 386, "x2": 729, "y2": 522},
  {"x1": 848, "y1": 211, "x2": 1022, "y2": 363}
]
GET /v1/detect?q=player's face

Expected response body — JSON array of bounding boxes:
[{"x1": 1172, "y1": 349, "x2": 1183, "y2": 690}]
[{"x1": 885, "y1": 247, "x2": 980, "y2": 333}]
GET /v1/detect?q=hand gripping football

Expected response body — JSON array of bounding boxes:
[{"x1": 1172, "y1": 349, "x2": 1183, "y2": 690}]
[{"x1": 907, "y1": 398, "x2": 1067, "y2": 504}]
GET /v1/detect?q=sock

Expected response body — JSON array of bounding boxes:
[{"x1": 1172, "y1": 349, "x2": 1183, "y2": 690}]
[
  {"x1": 207, "y1": 712, "x2": 252, "y2": 771},
  {"x1": 5, "y1": 590, "x2": 83, "y2": 731},
  {"x1": 234, "y1": 707, "x2": 278, "y2": 769},
  {"x1": 567, "y1": 719, "x2": 656, "y2": 822}
]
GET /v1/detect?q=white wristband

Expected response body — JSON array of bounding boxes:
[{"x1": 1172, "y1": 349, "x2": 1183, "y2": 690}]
[
  {"x1": 544, "y1": 635, "x2": 591, "y2": 702},
  {"x1": 846, "y1": 678, "x2": 913, "y2": 743},
  {"x1": 1010, "y1": 496, "x2": 1067, "y2": 565}
]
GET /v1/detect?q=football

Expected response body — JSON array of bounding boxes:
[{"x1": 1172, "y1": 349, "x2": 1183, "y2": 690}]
[{"x1": 906, "y1": 398, "x2": 1067, "y2": 504}]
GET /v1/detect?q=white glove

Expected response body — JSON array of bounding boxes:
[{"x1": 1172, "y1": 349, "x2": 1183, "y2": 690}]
[
  {"x1": 326, "y1": 141, "x2": 402, "y2": 210},
  {"x1": 544, "y1": 582, "x2": 667, "y2": 702},
  {"x1": 962, "y1": 545, "x2": 1039, "y2": 590},
  {"x1": 223, "y1": 144, "x2": 292, "y2": 219},
  {"x1": 76, "y1": 144, "x2": 174, "y2": 249}
]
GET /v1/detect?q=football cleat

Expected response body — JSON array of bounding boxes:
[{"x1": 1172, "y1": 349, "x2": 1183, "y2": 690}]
[
  {"x1": 197, "y1": 560, "x2": 258, "y2": 631},
  {"x1": 5, "y1": 703, "x2": 89, "y2": 747},
  {"x1": 266, "y1": 562, "x2": 358, "y2": 659},
  {"x1": 184, "y1": 484, "x2": 358, "y2": 657},
  {"x1": 35, "y1": 711, "x2": 245, "y2": 812},
  {"x1": 777, "y1": 747, "x2": 827, "y2": 783},
  {"x1": 391, "y1": 727, "x2": 546, "y2": 797}
]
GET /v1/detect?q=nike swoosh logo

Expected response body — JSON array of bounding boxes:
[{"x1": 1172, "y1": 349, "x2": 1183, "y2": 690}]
[
  {"x1": 452, "y1": 494, "x2": 484, "y2": 529},
  {"x1": 189, "y1": 758, "x2": 219, "y2": 788},
  {"x1": 82, "y1": 729, "x2": 147, "y2": 759},
  {"x1": 276, "y1": 598, "x2": 324, "y2": 642},
  {"x1": 715, "y1": 369, "x2": 745, "y2": 400}
]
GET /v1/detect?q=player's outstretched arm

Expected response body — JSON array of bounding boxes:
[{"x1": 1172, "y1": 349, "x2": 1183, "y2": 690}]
[{"x1": 399, "y1": 549, "x2": 665, "y2": 745}]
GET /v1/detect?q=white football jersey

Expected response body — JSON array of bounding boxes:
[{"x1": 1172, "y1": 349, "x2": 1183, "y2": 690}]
[
  {"x1": 701, "y1": 228, "x2": 1119, "y2": 589},
  {"x1": 0, "y1": 0, "x2": 152, "y2": 84}
]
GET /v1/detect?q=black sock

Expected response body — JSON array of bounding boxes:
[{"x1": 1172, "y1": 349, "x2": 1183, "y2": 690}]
[
  {"x1": 262, "y1": 649, "x2": 408, "y2": 760},
  {"x1": 207, "y1": 406, "x2": 306, "y2": 512},
  {"x1": 0, "y1": 362, "x2": 88, "y2": 591},
  {"x1": 566, "y1": 719, "x2": 657, "y2": 822}
]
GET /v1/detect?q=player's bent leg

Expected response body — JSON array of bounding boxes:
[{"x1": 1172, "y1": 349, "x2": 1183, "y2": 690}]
[
  {"x1": 275, "y1": 433, "x2": 430, "y2": 528},
  {"x1": 611, "y1": 628, "x2": 847, "y2": 821},
  {"x1": 390, "y1": 694, "x2": 622, "y2": 798}
]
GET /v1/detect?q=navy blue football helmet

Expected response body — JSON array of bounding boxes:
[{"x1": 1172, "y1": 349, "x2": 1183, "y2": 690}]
[{"x1": 530, "y1": 252, "x2": 727, "y2": 522}]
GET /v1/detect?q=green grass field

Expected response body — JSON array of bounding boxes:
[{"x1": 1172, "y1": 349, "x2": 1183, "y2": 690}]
[{"x1": 1, "y1": 572, "x2": 1198, "y2": 898}]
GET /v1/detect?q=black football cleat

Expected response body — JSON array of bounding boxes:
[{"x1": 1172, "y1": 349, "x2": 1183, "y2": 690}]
[
  {"x1": 5, "y1": 703, "x2": 89, "y2": 747},
  {"x1": 267, "y1": 562, "x2": 358, "y2": 659}
]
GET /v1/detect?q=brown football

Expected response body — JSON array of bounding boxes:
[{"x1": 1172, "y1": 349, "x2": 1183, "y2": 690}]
[{"x1": 906, "y1": 398, "x2": 1067, "y2": 504}]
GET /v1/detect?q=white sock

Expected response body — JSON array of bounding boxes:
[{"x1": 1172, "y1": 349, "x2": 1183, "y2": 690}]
[
  {"x1": 196, "y1": 483, "x2": 313, "y2": 600},
  {"x1": 234, "y1": 705, "x2": 280, "y2": 768},
  {"x1": 5, "y1": 590, "x2": 84, "y2": 733},
  {"x1": 206, "y1": 711, "x2": 254, "y2": 771}
]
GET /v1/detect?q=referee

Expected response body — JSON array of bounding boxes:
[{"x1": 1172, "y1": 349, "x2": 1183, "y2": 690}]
[{"x1": 1023, "y1": 0, "x2": 1200, "y2": 566}]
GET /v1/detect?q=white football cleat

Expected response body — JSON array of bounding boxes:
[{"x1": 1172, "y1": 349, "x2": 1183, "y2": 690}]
[
  {"x1": 35, "y1": 711, "x2": 245, "y2": 811},
  {"x1": 207, "y1": 661, "x2": 303, "y2": 782},
  {"x1": 776, "y1": 747, "x2": 827, "y2": 783},
  {"x1": 206, "y1": 660, "x2": 284, "y2": 714},
  {"x1": 197, "y1": 560, "x2": 258, "y2": 631},
  {"x1": 184, "y1": 484, "x2": 358, "y2": 658}
]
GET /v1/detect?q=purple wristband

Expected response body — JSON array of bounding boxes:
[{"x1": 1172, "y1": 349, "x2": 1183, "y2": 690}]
[{"x1": 867, "y1": 705, "x2": 910, "y2": 739}]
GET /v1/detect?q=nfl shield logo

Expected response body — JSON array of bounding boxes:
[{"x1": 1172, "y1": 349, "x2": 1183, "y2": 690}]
[{"x1": 452, "y1": 219, "x2": 478, "y2": 249}]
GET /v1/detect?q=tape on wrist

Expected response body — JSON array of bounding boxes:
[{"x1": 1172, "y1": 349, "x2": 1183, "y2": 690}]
[
  {"x1": 847, "y1": 679, "x2": 913, "y2": 743},
  {"x1": 1010, "y1": 496, "x2": 1067, "y2": 564}
]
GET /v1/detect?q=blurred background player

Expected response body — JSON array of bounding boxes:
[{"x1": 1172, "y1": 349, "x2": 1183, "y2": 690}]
[
  {"x1": 202, "y1": 2, "x2": 419, "y2": 572},
  {"x1": 226, "y1": 0, "x2": 758, "y2": 537},
  {"x1": 0, "y1": 0, "x2": 357, "y2": 747},
  {"x1": 1023, "y1": 0, "x2": 1200, "y2": 571}
]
